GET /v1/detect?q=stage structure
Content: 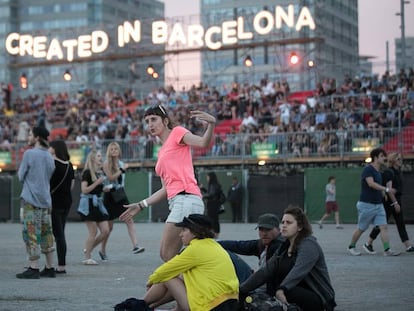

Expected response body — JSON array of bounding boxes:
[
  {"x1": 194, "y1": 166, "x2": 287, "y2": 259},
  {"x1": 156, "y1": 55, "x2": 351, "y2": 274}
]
[{"x1": 1, "y1": 1, "x2": 359, "y2": 97}]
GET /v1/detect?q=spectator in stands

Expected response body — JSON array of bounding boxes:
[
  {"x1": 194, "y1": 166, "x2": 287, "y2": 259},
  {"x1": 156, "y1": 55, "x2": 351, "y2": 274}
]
[{"x1": 119, "y1": 105, "x2": 216, "y2": 262}]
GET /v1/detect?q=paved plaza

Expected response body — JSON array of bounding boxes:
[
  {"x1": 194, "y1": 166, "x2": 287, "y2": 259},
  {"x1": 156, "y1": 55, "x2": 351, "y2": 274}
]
[{"x1": 0, "y1": 221, "x2": 413, "y2": 311}]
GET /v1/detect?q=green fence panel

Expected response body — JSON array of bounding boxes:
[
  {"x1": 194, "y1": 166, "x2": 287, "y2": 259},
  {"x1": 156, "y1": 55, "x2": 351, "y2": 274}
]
[
  {"x1": 125, "y1": 171, "x2": 150, "y2": 222},
  {"x1": 197, "y1": 169, "x2": 245, "y2": 223},
  {"x1": 305, "y1": 167, "x2": 362, "y2": 223}
]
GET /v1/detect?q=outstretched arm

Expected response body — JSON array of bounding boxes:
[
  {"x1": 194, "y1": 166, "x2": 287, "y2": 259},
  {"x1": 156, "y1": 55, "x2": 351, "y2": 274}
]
[{"x1": 119, "y1": 186, "x2": 167, "y2": 222}]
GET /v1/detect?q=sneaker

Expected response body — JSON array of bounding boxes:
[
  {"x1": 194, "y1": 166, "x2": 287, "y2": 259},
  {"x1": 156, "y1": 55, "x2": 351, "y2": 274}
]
[
  {"x1": 336, "y1": 225, "x2": 343, "y2": 229},
  {"x1": 82, "y1": 258, "x2": 98, "y2": 265},
  {"x1": 132, "y1": 245, "x2": 145, "y2": 254},
  {"x1": 98, "y1": 251, "x2": 108, "y2": 261},
  {"x1": 55, "y1": 269, "x2": 67, "y2": 274},
  {"x1": 348, "y1": 247, "x2": 361, "y2": 256},
  {"x1": 16, "y1": 267, "x2": 40, "y2": 279},
  {"x1": 363, "y1": 243, "x2": 376, "y2": 255},
  {"x1": 406, "y1": 246, "x2": 414, "y2": 252},
  {"x1": 383, "y1": 249, "x2": 401, "y2": 256},
  {"x1": 318, "y1": 221, "x2": 323, "y2": 229},
  {"x1": 40, "y1": 266, "x2": 56, "y2": 278}
]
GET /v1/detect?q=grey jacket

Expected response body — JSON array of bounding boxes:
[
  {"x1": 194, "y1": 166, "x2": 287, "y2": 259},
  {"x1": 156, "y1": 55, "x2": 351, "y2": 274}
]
[{"x1": 240, "y1": 236, "x2": 336, "y2": 311}]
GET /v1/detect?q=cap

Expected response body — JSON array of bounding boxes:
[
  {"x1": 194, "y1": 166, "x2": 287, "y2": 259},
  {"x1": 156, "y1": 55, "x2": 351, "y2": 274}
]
[
  {"x1": 32, "y1": 126, "x2": 50, "y2": 140},
  {"x1": 256, "y1": 213, "x2": 280, "y2": 229},
  {"x1": 175, "y1": 214, "x2": 212, "y2": 230}
]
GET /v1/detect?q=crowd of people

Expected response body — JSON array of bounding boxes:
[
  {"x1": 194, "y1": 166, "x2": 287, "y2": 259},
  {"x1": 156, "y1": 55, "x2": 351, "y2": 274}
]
[
  {"x1": 15, "y1": 105, "x2": 414, "y2": 311},
  {"x1": 1, "y1": 69, "x2": 414, "y2": 162}
]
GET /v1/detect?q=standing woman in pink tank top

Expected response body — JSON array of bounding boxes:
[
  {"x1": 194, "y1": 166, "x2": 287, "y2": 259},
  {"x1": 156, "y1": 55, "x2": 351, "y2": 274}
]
[{"x1": 120, "y1": 105, "x2": 216, "y2": 261}]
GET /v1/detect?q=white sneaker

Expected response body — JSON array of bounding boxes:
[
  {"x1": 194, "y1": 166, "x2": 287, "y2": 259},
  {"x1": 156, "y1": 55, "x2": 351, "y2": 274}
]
[
  {"x1": 383, "y1": 249, "x2": 401, "y2": 256},
  {"x1": 348, "y1": 247, "x2": 361, "y2": 256}
]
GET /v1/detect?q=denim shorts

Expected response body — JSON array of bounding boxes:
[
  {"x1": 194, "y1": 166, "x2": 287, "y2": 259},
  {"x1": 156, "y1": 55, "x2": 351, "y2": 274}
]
[
  {"x1": 356, "y1": 201, "x2": 387, "y2": 231},
  {"x1": 166, "y1": 194, "x2": 204, "y2": 223}
]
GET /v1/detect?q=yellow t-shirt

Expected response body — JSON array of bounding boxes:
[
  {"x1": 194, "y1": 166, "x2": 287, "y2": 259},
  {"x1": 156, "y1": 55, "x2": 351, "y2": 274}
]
[{"x1": 148, "y1": 238, "x2": 239, "y2": 310}]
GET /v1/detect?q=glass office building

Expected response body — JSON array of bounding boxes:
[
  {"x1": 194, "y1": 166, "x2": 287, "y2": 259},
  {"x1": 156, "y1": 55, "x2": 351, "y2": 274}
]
[
  {"x1": 0, "y1": 0, "x2": 164, "y2": 97},
  {"x1": 200, "y1": 0, "x2": 359, "y2": 91}
]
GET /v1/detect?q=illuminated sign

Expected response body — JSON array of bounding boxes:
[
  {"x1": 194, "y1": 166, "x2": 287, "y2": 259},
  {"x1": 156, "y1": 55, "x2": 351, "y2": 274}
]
[
  {"x1": 352, "y1": 138, "x2": 380, "y2": 152},
  {"x1": 4, "y1": 4, "x2": 315, "y2": 62},
  {"x1": 251, "y1": 143, "x2": 279, "y2": 158},
  {"x1": 0, "y1": 152, "x2": 12, "y2": 165}
]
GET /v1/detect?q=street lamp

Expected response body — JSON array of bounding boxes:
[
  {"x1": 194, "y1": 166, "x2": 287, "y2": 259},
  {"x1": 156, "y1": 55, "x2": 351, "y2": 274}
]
[
  {"x1": 63, "y1": 70, "x2": 72, "y2": 81},
  {"x1": 244, "y1": 55, "x2": 253, "y2": 67},
  {"x1": 396, "y1": 0, "x2": 410, "y2": 70}
]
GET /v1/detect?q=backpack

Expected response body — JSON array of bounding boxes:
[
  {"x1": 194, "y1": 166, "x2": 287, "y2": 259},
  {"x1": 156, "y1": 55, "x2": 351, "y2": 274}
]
[{"x1": 242, "y1": 291, "x2": 302, "y2": 311}]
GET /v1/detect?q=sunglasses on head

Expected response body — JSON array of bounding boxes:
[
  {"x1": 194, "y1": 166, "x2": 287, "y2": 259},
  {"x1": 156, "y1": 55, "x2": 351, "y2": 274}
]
[{"x1": 145, "y1": 105, "x2": 167, "y2": 117}]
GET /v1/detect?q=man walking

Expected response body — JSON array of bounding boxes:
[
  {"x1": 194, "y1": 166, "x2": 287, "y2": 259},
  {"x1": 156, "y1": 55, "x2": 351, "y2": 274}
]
[
  {"x1": 16, "y1": 126, "x2": 56, "y2": 279},
  {"x1": 318, "y1": 176, "x2": 343, "y2": 229},
  {"x1": 347, "y1": 148, "x2": 400, "y2": 256},
  {"x1": 363, "y1": 152, "x2": 414, "y2": 254}
]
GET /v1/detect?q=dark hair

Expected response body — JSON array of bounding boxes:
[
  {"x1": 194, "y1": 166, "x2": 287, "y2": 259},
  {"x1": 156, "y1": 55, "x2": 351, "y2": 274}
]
[
  {"x1": 284, "y1": 205, "x2": 312, "y2": 254},
  {"x1": 207, "y1": 172, "x2": 219, "y2": 185},
  {"x1": 328, "y1": 176, "x2": 335, "y2": 182},
  {"x1": 50, "y1": 140, "x2": 70, "y2": 161},
  {"x1": 370, "y1": 148, "x2": 386, "y2": 160},
  {"x1": 191, "y1": 224, "x2": 215, "y2": 239},
  {"x1": 32, "y1": 126, "x2": 49, "y2": 148},
  {"x1": 144, "y1": 105, "x2": 174, "y2": 129},
  {"x1": 176, "y1": 214, "x2": 215, "y2": 239}
]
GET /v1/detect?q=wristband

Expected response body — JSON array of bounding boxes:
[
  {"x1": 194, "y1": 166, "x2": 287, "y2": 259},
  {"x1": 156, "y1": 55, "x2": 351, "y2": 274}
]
[
  {"x1": 142, "y1": 199, "x2": 149, "y2": 208},
  {"x1": 391, "y1": 201, "x2": 398, "y2": 206},
  {"x1": 135, "y1": 202, "x2": 143, "y2": 211},
  {"x1": 385, "y1": 187, "x2": 389, "y2": 193}
]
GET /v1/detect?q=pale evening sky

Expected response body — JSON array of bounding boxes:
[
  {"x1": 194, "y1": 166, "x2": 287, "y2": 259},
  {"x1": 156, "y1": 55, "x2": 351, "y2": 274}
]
[{"x1": 160, "y1": 0, "x2": 414, "y2": 87}]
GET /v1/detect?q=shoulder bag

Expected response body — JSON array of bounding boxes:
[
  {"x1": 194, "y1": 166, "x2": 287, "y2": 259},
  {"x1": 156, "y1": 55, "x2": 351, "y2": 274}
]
[{"x1": 50, "y1": 163, "x2": 69, "y2": 194}]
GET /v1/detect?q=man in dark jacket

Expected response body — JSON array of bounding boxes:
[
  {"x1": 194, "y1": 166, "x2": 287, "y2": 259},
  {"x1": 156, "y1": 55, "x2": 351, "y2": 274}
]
[
  {"x1": 227, "y1": 176, "x2": 243, "y2": 222},
  {"x1": 218, "y1": 213, "x2": 284, "y2": 287}
]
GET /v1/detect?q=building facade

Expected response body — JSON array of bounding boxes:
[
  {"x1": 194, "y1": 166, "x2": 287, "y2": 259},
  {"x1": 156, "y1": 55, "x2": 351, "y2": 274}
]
[
  {"x1": 0, "y1": 0, "x2": 164, "y2": 98},
  {"x1": 395, "y1": 36, "x2": 414, "y2": 72},
  {"x1": 200, "y1": 0, "x2": 359, "y2": 91}
]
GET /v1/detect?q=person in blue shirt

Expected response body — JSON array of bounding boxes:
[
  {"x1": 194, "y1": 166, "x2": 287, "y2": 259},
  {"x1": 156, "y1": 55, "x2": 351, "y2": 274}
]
[
  {"x1": 347, "y1": 148, "x2": 400, "y2": 256},
  {"x1": 16, "y1": 127, "x2": 56, "y2": 279}
]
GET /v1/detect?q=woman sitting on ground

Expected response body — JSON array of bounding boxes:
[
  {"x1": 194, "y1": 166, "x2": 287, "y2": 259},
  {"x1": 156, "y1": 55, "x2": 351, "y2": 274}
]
[
  {"x1": 239, "y1": 205, "x2": 336, "y2": 311},
  {"x1": 138, "y1": 214, "x2": 239, "y2": 311}
]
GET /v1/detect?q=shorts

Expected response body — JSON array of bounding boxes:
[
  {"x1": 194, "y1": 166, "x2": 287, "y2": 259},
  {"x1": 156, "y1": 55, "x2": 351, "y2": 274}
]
[
  {"x1": 166, "y1": 194, "x2": 204, "y2": 223},
  {"x1": 356, "y1": 201, "x2": 387, "y2": 231},
  {"x1": 325, "y1": 201, "x2": 339, "y2": 213}
]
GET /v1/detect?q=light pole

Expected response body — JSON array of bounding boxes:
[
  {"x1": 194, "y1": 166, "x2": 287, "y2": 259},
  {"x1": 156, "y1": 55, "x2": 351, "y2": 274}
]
[{"x1": 396, "y1": 0, "x2": 410, "y2": 70}]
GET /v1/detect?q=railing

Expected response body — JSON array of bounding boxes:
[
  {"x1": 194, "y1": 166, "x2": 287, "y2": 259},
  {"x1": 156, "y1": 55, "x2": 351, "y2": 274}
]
[{"x1": 1, "y1": 126, "x2": 413, "y2": 171}]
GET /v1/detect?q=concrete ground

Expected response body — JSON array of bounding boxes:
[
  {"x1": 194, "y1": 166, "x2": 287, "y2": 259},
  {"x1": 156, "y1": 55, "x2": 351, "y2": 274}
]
[{"x1": 0, "y1": 221, "x2": 413, "y2": 311}]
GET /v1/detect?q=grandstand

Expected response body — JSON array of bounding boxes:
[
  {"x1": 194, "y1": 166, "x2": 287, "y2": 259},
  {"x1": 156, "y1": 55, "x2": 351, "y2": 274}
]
[{"x1": 1, "y1": 69, "x2": 413, "y2": 172}]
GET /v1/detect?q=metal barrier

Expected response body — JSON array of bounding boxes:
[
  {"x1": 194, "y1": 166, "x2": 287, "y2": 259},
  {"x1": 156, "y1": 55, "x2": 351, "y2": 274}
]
[{"x1": 2, "y1": 125, "x2": 413, "y2": 171}]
